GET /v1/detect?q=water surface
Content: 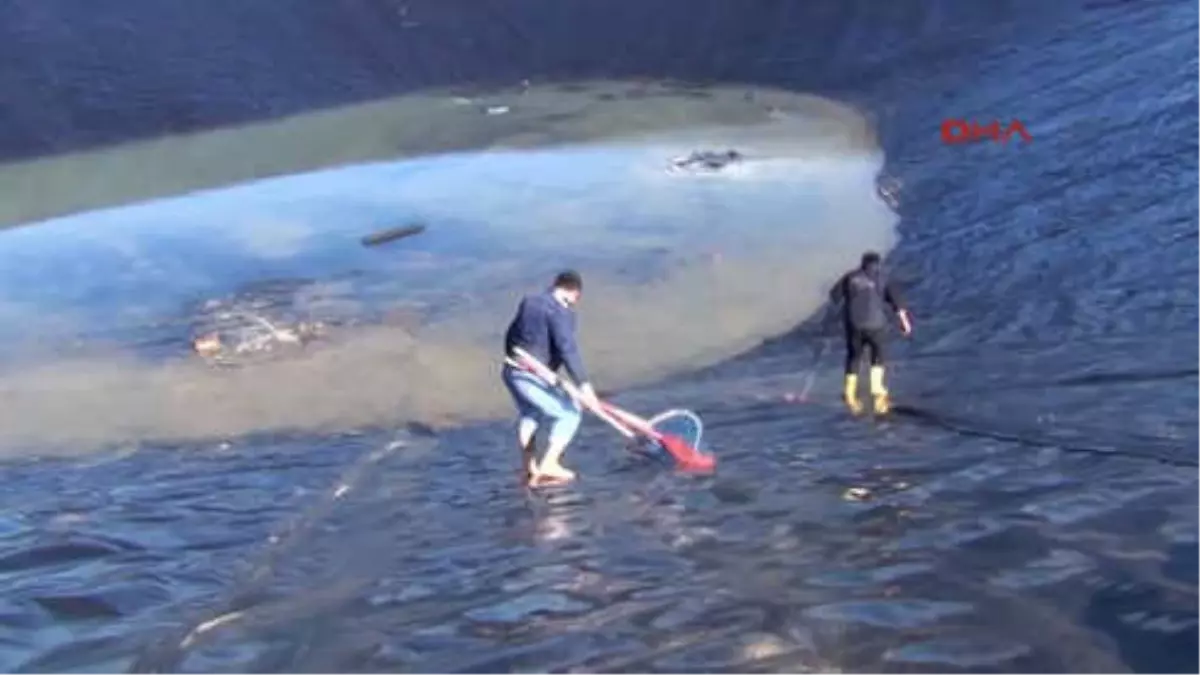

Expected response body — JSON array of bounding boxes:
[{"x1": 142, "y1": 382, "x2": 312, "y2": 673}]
[{"x1": 0, "y1": 0, "x2": 1195, "y2": 672}]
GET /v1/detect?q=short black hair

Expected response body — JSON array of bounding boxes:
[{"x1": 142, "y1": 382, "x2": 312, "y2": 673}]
[
  {"x1": 861, "y1": 251, "x2": 881, "y2": 268},
  {"x1": 552, "y1": 269, "x2": 583, "y2": 291}
]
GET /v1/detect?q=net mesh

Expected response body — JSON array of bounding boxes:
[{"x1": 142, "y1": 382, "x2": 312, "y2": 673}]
[{"x1": 646, "y1": 408, "x2": 704, "y2": 450}]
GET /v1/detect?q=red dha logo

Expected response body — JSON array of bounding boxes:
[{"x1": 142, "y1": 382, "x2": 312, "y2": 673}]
[{"x1": 941, "y1": 119, "x2": 1032, "y2": 145}]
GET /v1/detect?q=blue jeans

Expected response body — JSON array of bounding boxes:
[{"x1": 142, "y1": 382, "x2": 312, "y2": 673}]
[{"x1": 501, "y1": 365, "x2": 581, "y2": 446}]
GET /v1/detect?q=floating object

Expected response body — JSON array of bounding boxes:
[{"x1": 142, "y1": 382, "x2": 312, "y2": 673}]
[
  {"x1": 360, "y1": 224, "x2": 426, "y2": 248},
  {"x1": 669, "y1": 149, "x2": 744, "y2": 173},
  {"x1": 843, "y1": 487, "x2": 872, "y2": 501}
]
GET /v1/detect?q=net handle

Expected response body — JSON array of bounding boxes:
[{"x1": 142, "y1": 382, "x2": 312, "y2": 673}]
[
  {"x1": 510, "y1": 348, "x2": 636, "y2": 438},
  {"x1": 598, "y1": 401, "x2": 659, "y2": 438}
]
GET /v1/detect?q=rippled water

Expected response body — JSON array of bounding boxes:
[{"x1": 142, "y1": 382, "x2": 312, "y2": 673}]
[{"x1": 0, "y1": 0, "x2": 1196, "y2": 672}]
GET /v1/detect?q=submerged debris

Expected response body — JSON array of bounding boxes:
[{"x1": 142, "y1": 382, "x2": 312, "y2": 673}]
[
  {"x1": 187, "y1": 281, "x2": 431, "y2": 368},
  {"x1": 361, "y1": 223, "x2": 426, "y2": 248},
  {"x1": 192, "y1": 332, "x2": 222, "y2": 358},
  {"x1": 191, "y1": 310, "x2": 327, "y2": 366},
  {"x1": 669, "y1": 149, "x2": 744, "y2": 173}
]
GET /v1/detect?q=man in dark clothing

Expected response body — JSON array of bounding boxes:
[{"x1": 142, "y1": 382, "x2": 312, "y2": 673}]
[
  {"x1": 502, "y1": 270, "x2": 600, "y2": 485},
  {"x1": 828, "y1": 252, "x2": 913, "y2": 414}
]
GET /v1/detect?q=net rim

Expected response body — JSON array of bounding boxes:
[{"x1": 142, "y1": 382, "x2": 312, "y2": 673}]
[{"x1": 646, "y1": 408, "x2": 703, "y2": 449}]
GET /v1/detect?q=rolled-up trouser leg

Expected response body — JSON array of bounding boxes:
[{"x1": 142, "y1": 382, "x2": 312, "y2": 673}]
[{"x1": 501, "y1": 366, "x2": 582, "y2": 447}]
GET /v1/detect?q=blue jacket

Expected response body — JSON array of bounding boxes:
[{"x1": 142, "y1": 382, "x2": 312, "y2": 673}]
[{"x1": 503, "y1": 291, "x2": 590, "y2": 384}]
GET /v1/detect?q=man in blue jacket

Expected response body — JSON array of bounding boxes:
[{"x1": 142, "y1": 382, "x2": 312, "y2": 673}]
[
  {"x1": 502, "y1": 270, "x2": 600, "y2": 485},
  {"x1": 828, "y1": 252, "x2": 913, "y2": 415}
]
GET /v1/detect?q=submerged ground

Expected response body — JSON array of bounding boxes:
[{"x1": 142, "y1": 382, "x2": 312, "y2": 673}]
[{"x1": 0, "y1": 0, "x2": 1196, "y2": 672}]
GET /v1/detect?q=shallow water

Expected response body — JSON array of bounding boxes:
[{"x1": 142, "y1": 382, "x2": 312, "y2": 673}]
[
  {"x1": 0, "y1": 107, "x2": 895, "y2": 450},
  {"x1": 0, "y1": 0, "x2": 1196, "y2": 672}
]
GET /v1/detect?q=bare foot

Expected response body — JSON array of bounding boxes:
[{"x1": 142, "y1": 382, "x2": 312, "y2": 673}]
[
  {"x1": 537, "y1": 463, "x2": 577, "y2": 482},
  {"x1": 529, "y1": 473, "x2": 574, "y2": 487}
]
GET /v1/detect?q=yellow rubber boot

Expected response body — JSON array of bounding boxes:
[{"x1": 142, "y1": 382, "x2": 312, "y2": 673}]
[
  {"x1": 843, "y1": 373, "x2": 864, "y2": 415},
  {"x1": 870, "y1": 365, "x2": 890, "y2": 414}
]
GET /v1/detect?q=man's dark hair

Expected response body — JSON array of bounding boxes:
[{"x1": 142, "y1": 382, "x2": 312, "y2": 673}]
[
  {"x1": 861, "y1": 251, "x2": 882, "y2": 269},
  {"x1": 553, "y1": 269, "x2": 583, "y2": 291}
]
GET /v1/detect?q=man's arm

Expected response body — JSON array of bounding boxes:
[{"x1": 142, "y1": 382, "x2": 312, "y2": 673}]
[
  {"x1": 883, "y1": 281, "x2": 913, "y2": 335},
  {"x1": 828, "y1": 274, "x2": 846, "y2": 305},
  {"x1": 549, "y1": 312, "x2": 600, "y2": 408},
  {"x1": 548, "y1": 311, "x2": 592, "y2": 389},
  {"x1": 820, "y1": 274, "x2": 847, "y2": 332}
]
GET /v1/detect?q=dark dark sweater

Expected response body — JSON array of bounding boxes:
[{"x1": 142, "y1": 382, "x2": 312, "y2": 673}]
[
  {"x1": 504, "y1": 291, "x2": 590, "y2": 384},
  {"x1": 829, "y1": 267, "x2": 905, "y2": 331}
]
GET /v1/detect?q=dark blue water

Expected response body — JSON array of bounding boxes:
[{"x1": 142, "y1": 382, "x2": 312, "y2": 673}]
[{"x1": 0, "y1": 0, "x2": 1196, "y2": 672}]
